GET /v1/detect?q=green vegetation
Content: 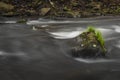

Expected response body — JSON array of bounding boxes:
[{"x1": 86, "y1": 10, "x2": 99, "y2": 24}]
[
  {"x1": 95, "y1": 29, "x2": 106, "y2": 52},
  {"x1": 86, "y1": 26, "x2": 96, "y2": 33},
  {"x1": 86, "y1": 26, "x2": 106, "y2": 52}
]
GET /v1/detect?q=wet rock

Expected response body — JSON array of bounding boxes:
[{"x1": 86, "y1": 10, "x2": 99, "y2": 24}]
[{"x1": 71, "y1": 27, "x2": 107, "y2": 58}]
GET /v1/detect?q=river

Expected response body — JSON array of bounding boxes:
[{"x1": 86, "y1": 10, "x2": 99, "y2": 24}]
[{"x1": 0, "y1": 16, "x2": 120, "y2": 80}]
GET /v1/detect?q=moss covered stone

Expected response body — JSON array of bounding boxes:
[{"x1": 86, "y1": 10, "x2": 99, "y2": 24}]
[{"x1": 72, "y1": 26, "x2": 107, "y2": 57}]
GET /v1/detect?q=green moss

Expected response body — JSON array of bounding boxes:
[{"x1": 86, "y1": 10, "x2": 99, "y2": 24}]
[
  {"x1": 87, "y1": 26, "x2": 96, "y2": 32},
  {"x1": 86, "y1": 26, "x2": 106, "y2": 52},
  {"x1": 95, "y1": 30, "x2": 106, "y2": 52}
]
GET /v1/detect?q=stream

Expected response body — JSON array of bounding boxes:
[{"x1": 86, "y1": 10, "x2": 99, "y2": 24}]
[{"x1": 0, "y1": 16, "x2": 120, "y2": 80}]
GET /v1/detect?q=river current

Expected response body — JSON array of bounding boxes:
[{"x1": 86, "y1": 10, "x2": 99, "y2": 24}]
[{"x1": 0, "y1": 16, "x2": 120, "y2": 80}]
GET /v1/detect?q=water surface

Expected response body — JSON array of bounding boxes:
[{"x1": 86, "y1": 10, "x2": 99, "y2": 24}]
[{"x1": 0, "y1": 16, "x2": 120, "y2": 80}]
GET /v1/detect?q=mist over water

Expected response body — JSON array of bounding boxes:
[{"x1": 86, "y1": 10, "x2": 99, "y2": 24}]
[{"x1": 0, "y1": 16, "x2": 120, "y2": 80}]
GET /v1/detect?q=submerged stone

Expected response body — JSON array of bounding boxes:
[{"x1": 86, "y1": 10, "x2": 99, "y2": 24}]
[{"x1": 71, "y1": 27, "x2": 107, "y2": 58}]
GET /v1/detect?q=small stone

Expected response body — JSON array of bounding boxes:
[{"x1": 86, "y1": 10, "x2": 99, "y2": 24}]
[{"x1": 40, "y1": 8, "x2": 51, "y2": 16}]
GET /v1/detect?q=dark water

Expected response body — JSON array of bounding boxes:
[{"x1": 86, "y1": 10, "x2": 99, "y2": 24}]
[{"x1": 0, "y1": 16, "x2": 120, "y2": 80}]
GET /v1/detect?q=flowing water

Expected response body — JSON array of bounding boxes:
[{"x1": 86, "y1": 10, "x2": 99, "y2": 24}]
[{"x1": 0, "y1": 16, "x2": 120, "y2": 80}]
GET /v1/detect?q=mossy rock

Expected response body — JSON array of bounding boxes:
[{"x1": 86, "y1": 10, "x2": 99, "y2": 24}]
[{"x1": 72, "y1": 26, "x2": 107, "y2": 58}]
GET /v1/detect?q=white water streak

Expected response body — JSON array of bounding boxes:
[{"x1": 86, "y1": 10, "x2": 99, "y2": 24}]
[
  {"x1": 49, "y1": 27, "x2": 116, "y2": 39},
  {"x1": 75, "y1": 58, "x2": 116, "y2": 63},
  {"x1": 112, "y1": 25, "x2": 120, "y2": 33},
  {"x1": 0, "y1": 21, "x2": 17, "y2": 24},
  {"x1": 27, "y1": 20, "x2": 95, "y2": 25},
  {"x1": 0, "y1": 51, "x2": 26, "y2": 56},
  {"x1": 49, "y1": 31, "x2": 82, "y2": 39},
  {"x1": 27, "y1": 18, "x2": 120, "y2": 25}
]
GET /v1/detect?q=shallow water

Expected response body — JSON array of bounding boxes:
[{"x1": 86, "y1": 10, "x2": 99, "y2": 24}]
[{"x1": 0, "y1": 16, "x2": 120, "y2": 80}]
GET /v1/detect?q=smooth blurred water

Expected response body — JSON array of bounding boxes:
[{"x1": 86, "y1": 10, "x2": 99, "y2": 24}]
[{"x1": 0, "y1": 16, "x2": 120, "y2": 80}]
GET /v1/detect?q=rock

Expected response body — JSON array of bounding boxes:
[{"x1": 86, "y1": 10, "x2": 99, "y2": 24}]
[
  {"x1": 72, "y1": 27, "x2": 107, "y2": 57},
  {"x1": 67, "y1": 11, "x2": 81, "y2": 18},
  {"x1": 0, "y1": 2, "x2": 14, "y2": 11},
  {"x1": 40, "y1": 8, "x2": 51, "y2": 16}
]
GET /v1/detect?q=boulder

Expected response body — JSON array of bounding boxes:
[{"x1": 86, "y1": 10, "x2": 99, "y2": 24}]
[{"x1": 71, "y1": 27, "x2": 107, "y2": 58}]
